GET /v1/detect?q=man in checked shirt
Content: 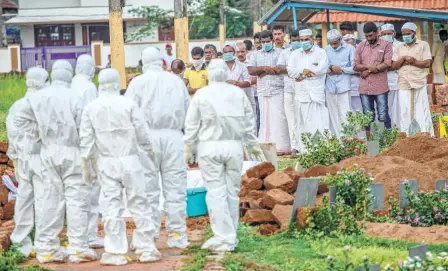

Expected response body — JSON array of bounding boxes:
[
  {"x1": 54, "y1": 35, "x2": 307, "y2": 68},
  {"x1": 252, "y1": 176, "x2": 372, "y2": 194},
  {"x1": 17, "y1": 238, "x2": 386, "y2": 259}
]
[{"x1": 354, "y1": 22, "x2": 393, "y2": 130}]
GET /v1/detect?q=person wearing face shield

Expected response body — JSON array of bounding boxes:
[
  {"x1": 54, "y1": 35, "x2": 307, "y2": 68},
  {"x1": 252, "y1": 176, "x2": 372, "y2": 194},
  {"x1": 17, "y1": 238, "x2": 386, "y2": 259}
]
[
  {"x1": 287, "y1": 29, "x2": 330, "y2": 152},
  {"x1": 126, "y1": 47, "x2": 190, "y2": 249},
  {"x1": 71, "y1": 54, "x2": 103, "y2": 249},
  {"x1": 14, "y1": 60, "x2": 97, "y2": 263},
  {"x1": 276, "y1": 30, "x2": 301, "y2": 155},
  {"x1": 184, "y1": 59, "x2": 260, "y2": 252},
  {"x1": 342, "y1": 34, "x2": 363, "y2": 112},
  {"x1": 248, "y1": 30, "x2": 290, "y2": 154},
  {"x1": 80, "y1": 69, "x2": 160, "y2": 265},
  {"x1": 184, "y1": 47, "x2": 208, "y2": 95},
  {"x1": 325, "y1": 29, "x2": 356, "y2": 138},
  {"x1": 391, "y1": 22, "x2": 433, "y2": 136},
  {"x1": 7, "y1": 67, "x2": 48, "y2": 258},
  {"x1": 223, "y1": 42, "x2": 254, "y2": 122},
  {"x1": 380, "y1": 24, "x2": 403, "y2": 128}
]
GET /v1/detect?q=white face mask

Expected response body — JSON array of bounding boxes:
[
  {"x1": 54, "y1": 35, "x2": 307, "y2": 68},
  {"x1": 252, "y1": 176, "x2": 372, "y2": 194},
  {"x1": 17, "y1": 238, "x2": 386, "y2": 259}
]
[{"x1": 193, "y1": 58, "x2": 204, "y2": 70}]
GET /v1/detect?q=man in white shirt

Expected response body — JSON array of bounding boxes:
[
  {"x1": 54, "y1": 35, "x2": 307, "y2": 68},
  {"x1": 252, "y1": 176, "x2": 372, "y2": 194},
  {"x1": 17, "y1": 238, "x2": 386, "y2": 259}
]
[
  {"x1": 236, "y1": 42, "x2": 257, "y2": 118},
  {"x1": 248, "y1": 30, "x2": 290, "y2": 154},
  {"x1": 432, "y1": 30, "x2": 447, "y2": 84},
  {"x1": 380, "y1": 24, "x2": 403, "y2": 128},
  {"x1": 287, "y1": 28, "x2": 330, "y2": 152},
  {"x1": 164, "y1": 43, "x2": 175, "y2": 68},
  {"x1": 276, "y1": 30, "x2": 302, "y2": 154}
]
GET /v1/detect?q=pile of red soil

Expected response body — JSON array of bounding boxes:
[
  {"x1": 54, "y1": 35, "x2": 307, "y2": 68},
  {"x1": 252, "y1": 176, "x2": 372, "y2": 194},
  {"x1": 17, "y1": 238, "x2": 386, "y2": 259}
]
[
  {"x1": 364, "y1": 222, "x2": 448, "y2": 244},
  {"x1": 305, "y1": 134, "x2": 448, "y2": 205}
]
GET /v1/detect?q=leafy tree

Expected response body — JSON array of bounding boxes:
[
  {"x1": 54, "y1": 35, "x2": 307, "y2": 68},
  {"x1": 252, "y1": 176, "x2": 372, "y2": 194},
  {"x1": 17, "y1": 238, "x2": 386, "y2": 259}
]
[{"x1": 127, "y1": 5, "x2": 173, "y2": 42}]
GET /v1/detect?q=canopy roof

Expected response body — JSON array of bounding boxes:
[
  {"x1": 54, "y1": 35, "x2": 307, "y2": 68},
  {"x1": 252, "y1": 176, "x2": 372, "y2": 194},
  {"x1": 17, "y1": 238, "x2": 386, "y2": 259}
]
[{"x1": 258, "y1": 0, "x2": 448, "y2": 26}]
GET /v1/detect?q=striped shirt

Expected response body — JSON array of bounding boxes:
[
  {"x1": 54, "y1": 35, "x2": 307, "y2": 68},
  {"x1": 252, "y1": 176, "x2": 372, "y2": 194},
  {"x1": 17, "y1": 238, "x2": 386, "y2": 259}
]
[
  {"x1": 248, "y1": 48, "x2": 284, "y2": 97},
  {"x1": 354, "y1": 39, "x2": 393, "y2": 95}
]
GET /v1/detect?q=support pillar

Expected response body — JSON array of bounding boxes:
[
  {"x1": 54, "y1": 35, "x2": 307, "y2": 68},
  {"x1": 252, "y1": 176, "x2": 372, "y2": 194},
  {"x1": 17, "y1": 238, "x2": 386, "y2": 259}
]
[
  {"x1": 428, "y1": 22, "x2": 434, "y2": 49},
  {"x1": 219, "y1": 0, "x2": 225, "y2": 47},
  {"x1": 109, "y1": 0, "x2": 126, "y2": 90},
  {"x1": 174, "y1": 0, "x2": 189, "y2": 62},
  {"x1": 415, "y1": 21, "x2": 422, "y2": 40},
  {"x1": 322, "y1": 22, "x2": 328, "y2": 48}
]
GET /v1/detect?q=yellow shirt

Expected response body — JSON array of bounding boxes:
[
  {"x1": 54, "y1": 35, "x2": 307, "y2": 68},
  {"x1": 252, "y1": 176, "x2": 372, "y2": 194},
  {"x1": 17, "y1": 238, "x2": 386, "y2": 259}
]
[{"x1": 184, "y1": 64, "x2": 208, "y2": 90}]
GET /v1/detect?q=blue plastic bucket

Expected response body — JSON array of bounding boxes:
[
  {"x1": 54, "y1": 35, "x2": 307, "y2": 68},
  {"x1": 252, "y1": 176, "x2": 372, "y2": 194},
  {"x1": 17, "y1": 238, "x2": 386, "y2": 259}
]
[{"x1": 186, "y1": 187, "x2": 208, "y2": 217}]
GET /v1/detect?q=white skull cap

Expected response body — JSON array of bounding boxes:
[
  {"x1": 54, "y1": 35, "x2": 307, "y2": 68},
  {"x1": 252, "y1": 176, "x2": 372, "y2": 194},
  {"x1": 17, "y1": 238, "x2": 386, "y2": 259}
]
[
  {"x1": 402, "y1": 22, "x2": 417, "y2": 32},
  {"x1": 381, "y1": 24, "x2": 395, "y2": 32},
  {"x1": 299, "y1": 29, "x2": 313, "y2": 37},
  {"x1": 327, "y1": 29, "x2": 341, "y2": 42}
]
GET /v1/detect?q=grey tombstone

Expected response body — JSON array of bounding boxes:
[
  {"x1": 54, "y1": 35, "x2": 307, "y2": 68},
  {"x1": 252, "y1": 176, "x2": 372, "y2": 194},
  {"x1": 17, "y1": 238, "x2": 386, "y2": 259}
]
[
  {"x1": 312, "y1": 130, "x2": 322, "y2": 145},
  {"x1": 408, "y1": 119, "x2": 421, "y2": 136},
  {"x1": 357, "y1": 264, "x2": 381, "y2": 271},
  {"x1": 329, "y1": 186, "x2": 337, "y2": 204},
  {"x1": 399, "y1": 180, "x2": 418, "y2": 208},
  {"x1": 367, "y1": 141, "x2": 380, "y2": 156},
  {"x1": 375, "y1": 122, "x2": 385, "y2": 134},
  {"x1": 409, "y1": 244, "x2": 428, "y2": 260},
  {"x1": 368, "y1": 184, "x2": 384, "y2": 212},
  {"x1": 290, "y1": 178, "x2": 320, "y2": 223},
  {"x1": 436, "y1": 180, "x2": 448, "y2": 191},
  {"x1": 356, "y1": 130, "x2": 367, "y2": 140},
  {"x1": 295, "y1": 162, "x2": 306, "y2": 173}
]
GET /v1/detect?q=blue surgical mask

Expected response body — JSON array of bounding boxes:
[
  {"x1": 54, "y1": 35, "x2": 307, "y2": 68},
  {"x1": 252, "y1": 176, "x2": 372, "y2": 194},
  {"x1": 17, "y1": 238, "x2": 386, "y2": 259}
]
[
  {"x1": 223, "y1": 52, "x2": 235, "y2": 62},
  {"x1": 382, "y1": 35, "x2": 394, "y2": 43},
  {"x1": 262, "y1": 42, "x2": 273, "y2": 52},
  {"x1": 291, "y1": 41, "x2": 302, "y2": 50},
  {"x1": 301, "y1": 41, "x2": 313, "y2": 51},
  {"x1": 403, "y1": 34, "x2": 415, "y2": 44}
]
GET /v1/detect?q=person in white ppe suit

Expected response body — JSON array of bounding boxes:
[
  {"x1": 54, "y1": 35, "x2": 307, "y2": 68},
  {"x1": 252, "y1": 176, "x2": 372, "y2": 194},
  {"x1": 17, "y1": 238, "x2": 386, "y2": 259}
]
[
  {"x1": 184, "y1": 59, "x2": 261, "y2": 252},
  {"x1": 71, "y1": 54, "x2": 103, "y2": 249},
  {"x1": 380, "y1": 24, "x2": 402, "y2": 128},
  {"x1": 325, "y1": 29, "x2": 356, "y2": 137},
  {"x1": 7, "y1": 67, "x2": 48, "y2": 257},
  {"x1": 80, "y1": 69, "x2": 161, "y2": 265},
  {"x1": 287, "y1": 29, "x2": 330, "y2": 152},
  {"x1": 126, "y1": 47, "x2": 190, "y2": 248},
  {"x1": 14, "y1": 60, "x2": 97, "y2": 263}
]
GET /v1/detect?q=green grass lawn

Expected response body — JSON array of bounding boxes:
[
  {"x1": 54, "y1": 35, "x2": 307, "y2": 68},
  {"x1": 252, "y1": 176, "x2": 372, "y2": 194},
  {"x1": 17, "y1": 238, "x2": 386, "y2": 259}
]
[{"x1": 0, "y1": 74, "x2": 27, "y2": 141}]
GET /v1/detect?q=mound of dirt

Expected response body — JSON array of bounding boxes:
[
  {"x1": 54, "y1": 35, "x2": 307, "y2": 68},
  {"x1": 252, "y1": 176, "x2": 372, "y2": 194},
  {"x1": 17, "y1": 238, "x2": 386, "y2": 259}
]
[
  {"x1": 381, "y1": 133, "x2": 448, "y2": 163},
  {"x1": 364, "y1": 222, "x2": 448, "y2": 244}
]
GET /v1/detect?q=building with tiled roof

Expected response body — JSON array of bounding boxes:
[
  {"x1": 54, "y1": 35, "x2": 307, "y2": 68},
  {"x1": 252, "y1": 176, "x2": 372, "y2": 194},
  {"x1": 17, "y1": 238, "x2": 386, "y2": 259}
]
[{"x1": 308, "y1": 0, "x2": 448, "y2": 23}]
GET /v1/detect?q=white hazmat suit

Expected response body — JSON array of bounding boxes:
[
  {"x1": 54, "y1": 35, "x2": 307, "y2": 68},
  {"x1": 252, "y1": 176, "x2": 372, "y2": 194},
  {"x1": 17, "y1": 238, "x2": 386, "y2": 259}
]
[
  {"x1": 7, "y1": 67, "x2": 48, "y2": 257},
  {"x1": 14, "y1": 60, "x2": 97, "y2": 263},
  {"x1": 126, "y1": 47, "x2": 190, "y2": 248},
  {"x1": 80, "y1": 69, "x2": 160, "y2": 265},
  {"x1": 71, "y1": 54, "x2": 103, "y2": 248},
  {"x1": 184, "y1": 59, "x2": 260, "y2": 252}
]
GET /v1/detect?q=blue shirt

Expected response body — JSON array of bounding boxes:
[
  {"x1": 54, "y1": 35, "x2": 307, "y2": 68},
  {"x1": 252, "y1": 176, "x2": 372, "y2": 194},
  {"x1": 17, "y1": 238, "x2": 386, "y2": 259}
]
[{"x1": 325, "y1": 43, "x2": 355, "y2": 94}]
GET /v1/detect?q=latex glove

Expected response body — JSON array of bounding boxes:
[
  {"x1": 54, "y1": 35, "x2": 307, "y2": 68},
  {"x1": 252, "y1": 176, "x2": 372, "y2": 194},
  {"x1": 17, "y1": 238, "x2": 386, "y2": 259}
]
[
  {"x1": 90, "y1": 159, "x2": 99, "y2": 180},
  {"x1": 184, "y1": 144, "x2": 194, "y2": 165},
  {"x1": 81, "y1": 158, "x2": 91, "y2": 184},
  {"x1": 247, "y1": 143, "x2": 263, "y2": 158}
]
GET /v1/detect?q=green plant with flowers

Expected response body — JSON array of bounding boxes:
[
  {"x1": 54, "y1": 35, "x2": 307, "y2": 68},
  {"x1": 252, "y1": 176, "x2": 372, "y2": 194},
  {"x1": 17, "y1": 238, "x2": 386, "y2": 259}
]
[
  {"x1": 392, "y1": 182, "x2": 448, "y2": 227},
  {"x1": 326, "y1": 246, "x2": 373, "y2": 271},
  {"x1": 369, "y1": 123, "x2": 399, "y2": 152},
  {"x1": 325, "y1": 165, "x2": 375, "y2": 220},
  {"x1": 384, "y1": 252, "x2": 448, "y2": 271},
  {"x1": 341, "y1": 111, "x2": 372, "y2": 138}
]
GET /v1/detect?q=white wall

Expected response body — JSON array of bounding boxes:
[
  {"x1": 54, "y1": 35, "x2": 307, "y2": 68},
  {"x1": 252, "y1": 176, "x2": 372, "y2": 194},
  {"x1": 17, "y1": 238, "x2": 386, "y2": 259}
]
[
  {"x1": 19, "y1": 0, "x2": 81, "y2": 9},
  {"x1": 80, "y1": 0, "x2": 107, "y2": 7},
  {"x1": 19, "y1": 6, "x2": 108, "y2": 17},
  {"x1": 0, "y1": 49, "x2": 12, "y2": 73},
  {"x1": 75, "y1": 24, "x2": 83, "y2": 46},
  {"x1": 127, "y1": 0, "x2": 174, "y2": 11},
  {"x1": 126, "y1": 21, "x2": 159, "y2": 43},
  {"x1": 20, "y1": 25, "x2": 34, "y2": 48}
]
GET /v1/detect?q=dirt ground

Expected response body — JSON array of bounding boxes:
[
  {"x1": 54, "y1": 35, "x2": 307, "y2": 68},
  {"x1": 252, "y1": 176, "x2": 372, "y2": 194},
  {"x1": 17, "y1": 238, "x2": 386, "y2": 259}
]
[
  {"x1": 364, "y1": 222, "x2": 448, "y2": 244},
  {"x1": 23, "y1": 217, "x2": 210, "y2": 271}
]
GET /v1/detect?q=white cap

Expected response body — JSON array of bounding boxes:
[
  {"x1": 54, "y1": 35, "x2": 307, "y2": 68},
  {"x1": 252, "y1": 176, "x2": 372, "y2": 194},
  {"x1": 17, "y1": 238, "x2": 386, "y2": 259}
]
[
  {"x1": 299, "y1": 29, "x2": 313, "y2": 37},
  {"x1": 327, "y1": 29, "x2": 341, "y2": 42},
  {"x1": 98, "y1": 68, "x2": 120, "y2": 93},
  {"x1": 381, "y1": 24, "x2": 395, "y2": 32},
  {"x1": 402, "y1": 22, "x2": 417, "y2": 32},
  {"x1": 342, "y1": 34, "x2": 355, "y2": 41},
  {"x1": 222, "y1": 41, "x2": 236, "y2": 52}
]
